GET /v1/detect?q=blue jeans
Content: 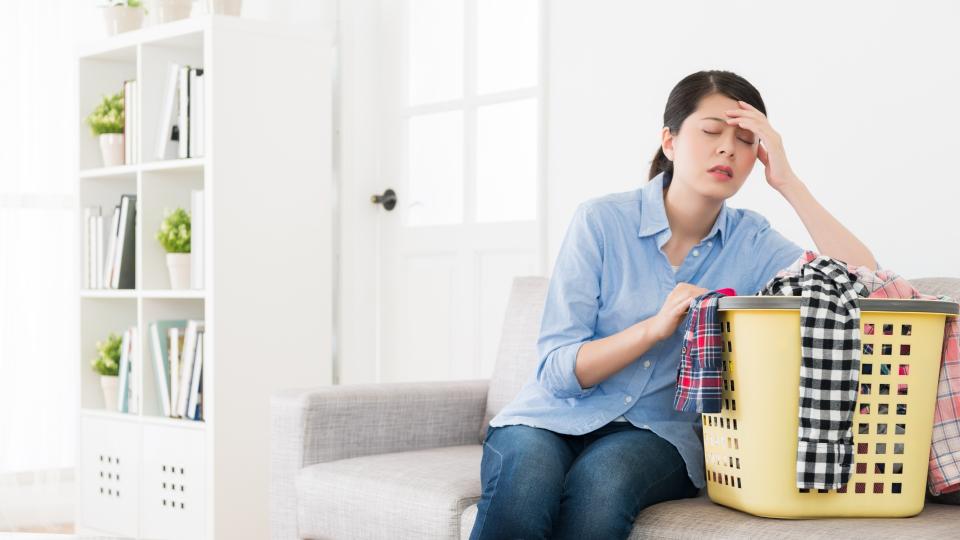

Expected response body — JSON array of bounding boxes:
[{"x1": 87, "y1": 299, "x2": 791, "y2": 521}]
[{"x1": 468, "y1": 422, "x2": 700, "y2": 540}]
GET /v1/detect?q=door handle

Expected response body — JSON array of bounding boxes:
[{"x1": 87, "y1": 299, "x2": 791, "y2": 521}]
[{"x1": 371, "y1": 188, "x2": 397, "y2": 211}]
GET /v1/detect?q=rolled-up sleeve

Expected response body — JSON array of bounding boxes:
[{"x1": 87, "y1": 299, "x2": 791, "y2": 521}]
[
  {"x1": 748, "y1": 216, "x2": 806, "y2": 294},
  {"x1": 535, "y1": 202, "x2": 602, "y2": 399}
]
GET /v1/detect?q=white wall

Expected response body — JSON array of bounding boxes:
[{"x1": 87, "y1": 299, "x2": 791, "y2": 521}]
[{"x1": 547, "y1": 0, "x2": 960, "y2": 280}]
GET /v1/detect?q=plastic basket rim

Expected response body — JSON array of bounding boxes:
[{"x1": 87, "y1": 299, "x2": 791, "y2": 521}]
[{"x1": 718, "y1": 296, "x2": 959, "y2": 315}]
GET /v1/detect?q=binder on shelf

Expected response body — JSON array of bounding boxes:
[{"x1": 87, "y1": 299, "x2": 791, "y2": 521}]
[
  {"x1": 156, "y1": 63, "x2": 181, "y2": 160},
  {"x1": 176, "y1": 320, "x2": 205, "y2": 418},
  {"x1": 112, "y1": 194, "x2": 136, "y2": 289},
  {"x1": 187, "y1": 332, "x2": 204, "y2": 420},
  {"x1": 102, "y1": 205, "x2": 120, "y2": 288},
  {"x1": 177, "y1": 65, "x2": 190, "y2": 159}
]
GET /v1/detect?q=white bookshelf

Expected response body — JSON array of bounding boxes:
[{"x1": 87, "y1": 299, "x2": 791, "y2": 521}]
[{"x1": 75, "y1": 15, "x2": 333, "y2": 539}]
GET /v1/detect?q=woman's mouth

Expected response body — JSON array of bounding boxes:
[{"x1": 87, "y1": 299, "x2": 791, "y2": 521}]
[{"x1": 708, "y1": 165, "x2": 733, "y2": 181}]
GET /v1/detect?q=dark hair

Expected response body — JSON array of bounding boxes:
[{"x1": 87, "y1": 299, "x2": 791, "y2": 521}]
[{"x1": 649, "y1": 70, "x2": 767, "y2": 181}]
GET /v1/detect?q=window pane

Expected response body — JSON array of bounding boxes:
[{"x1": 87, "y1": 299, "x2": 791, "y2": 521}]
[
  {"x1": 406, "y1": 111, "x2": 463, "y2": 226},
  {"x1": 477, "y1": 0, "x2": 538, "y2": 94},
  {"x1": 476, "y1": 99, "x2": 537, "y2": 223},
  {"x1": 407, "y1": 0, "x2": 463, "y2": 105}
]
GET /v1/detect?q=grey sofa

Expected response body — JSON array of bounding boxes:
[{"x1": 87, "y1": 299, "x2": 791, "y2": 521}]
[{"x1": 271, "y1": 276, "x2": 960, "y2": 540}]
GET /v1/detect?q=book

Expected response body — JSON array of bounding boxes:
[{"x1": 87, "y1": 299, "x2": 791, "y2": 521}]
[
  {"x1": 113, "y1": 194, "x2": 136, "y2": 289},
  {"x1": 178, "y1": 64, "x2": 191, "y2": 159},
  {"x1": 128, "y1": 326, "x2": 139, "y2": 414},
  {"x1": 187, "y1": 331, "x2": 204, "y2": 420},
  {"x1": 191, "y1": 190, "x2": 204, "y2": 289},
  {"x1": 117, "y1": 327, "x2": 131, "y2": 413},
  {"x1": 156, "y1": 63, "x2": 181, "y2": 160},
  {"x1": 189, "y1": 68, "x2": 204, "y2": 158},
  {"x1": 83, "y1": 207, "x2": 91, "y2": 288},
  {"x1": 102, "y1": 205, "x2": 120, "y2": 289},
  {"x1": 95, "y1": 214, "x2": 104, "y2": 289},
  {"x1": 149, "y1": 320, "x2": 187, "y2": 417},
  {"x1": 169, "y1": 327, "x2": 181, "y2": 416},
  {"x1": 176, "y1": 320, "x2": 205, "y2": 418}
]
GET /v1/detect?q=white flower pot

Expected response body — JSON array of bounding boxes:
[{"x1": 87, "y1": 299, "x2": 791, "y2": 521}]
[
  {"x1": 101, "y1": 6, "x2": 145, "y2": 35},
  {"x1": 99, "y1": 133, "x2": 125, "y2": 168},
  {"x1": 204, "y1": 0, "x2": 242, "y2": 16},
  {"x1": 166, "y1": 252, "x2": 191, "y2": 289},
  {"x1": 151, "y1": 0, "x2": 194, "y2": 24},
  {"x1": 101, "y1": 375, "x2": 119, "y2": 411}
]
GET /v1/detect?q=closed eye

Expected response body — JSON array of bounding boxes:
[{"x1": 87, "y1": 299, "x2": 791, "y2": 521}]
[{"x1": 702, "y1": 129, "x2": 754, "y2": 145}]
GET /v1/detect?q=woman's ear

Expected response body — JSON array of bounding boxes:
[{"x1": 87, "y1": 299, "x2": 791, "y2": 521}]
[{"x1": 661, "y1": 126, "x2": 674, "y2": 161}]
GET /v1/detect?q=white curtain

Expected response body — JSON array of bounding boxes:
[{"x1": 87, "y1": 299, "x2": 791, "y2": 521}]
[{"x1": 0, "y1": 0, "x2": 83, "y2": 483}]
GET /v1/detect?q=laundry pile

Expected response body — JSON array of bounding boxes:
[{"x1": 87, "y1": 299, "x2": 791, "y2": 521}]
[{"x1": 675, "y1": 251, "x2": 960, "y2": 495}]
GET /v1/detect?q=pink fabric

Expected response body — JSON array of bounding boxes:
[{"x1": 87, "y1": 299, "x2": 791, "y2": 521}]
[{"x1": 775, "y1": 251, "x2": 960, "y2": 495}]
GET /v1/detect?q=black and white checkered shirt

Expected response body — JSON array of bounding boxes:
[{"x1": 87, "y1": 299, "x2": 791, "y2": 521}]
[{"x1": 758, "y1": 255, "x2": 870, "y2": 490}]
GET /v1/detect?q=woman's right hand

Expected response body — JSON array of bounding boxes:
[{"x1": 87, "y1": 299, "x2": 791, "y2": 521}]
[{"x1": 647, "y1": 282, "x2": 709, "y2": 341}]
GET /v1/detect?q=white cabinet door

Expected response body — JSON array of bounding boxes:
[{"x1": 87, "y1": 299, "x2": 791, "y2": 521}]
[
  {"x1": 140, "y1": 424, "x2": 206, "y2": 539},
  {"x1": 78, "y1": 415, "x2": 140, "y2": 537}
]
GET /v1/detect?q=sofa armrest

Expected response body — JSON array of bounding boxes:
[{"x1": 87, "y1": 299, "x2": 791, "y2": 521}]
[{"x1": 269, "y1": 378, "x2": 489, "y2": 539}]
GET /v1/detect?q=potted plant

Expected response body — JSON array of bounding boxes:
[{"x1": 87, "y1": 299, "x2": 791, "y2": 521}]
[
  {"x1": 85, "y1": 90, "x2": 125, "y2": 168},
  {"x1": 92, "y1": 332, "x2": 122, "y2": 411},
  {"x1": 99, "y1": 0, "x2": 146, "y2": 35},
  {"x1": 150, "y1": 0, "x2": 194, "y2": 24},
  {"x1": 156, "y1": 207, "x2": 191, "y2": 289}
]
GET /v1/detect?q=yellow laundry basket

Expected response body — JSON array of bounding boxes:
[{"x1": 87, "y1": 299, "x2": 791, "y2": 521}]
[{"x1": 703, "y1": 296, "x2": 959, "y2": 518}]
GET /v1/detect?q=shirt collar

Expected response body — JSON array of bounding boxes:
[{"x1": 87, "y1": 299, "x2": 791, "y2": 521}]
[{"x1": 638, "y1": 169, "x2": 728, "y2": 247}]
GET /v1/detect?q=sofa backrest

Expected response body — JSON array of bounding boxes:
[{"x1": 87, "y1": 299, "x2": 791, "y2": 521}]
[
  {"x1": 480, "y1": 276, "x2": 549, "y2": 441},
  {"x1": 909, "y1": 277, "x2": 960, "y2": 301}
]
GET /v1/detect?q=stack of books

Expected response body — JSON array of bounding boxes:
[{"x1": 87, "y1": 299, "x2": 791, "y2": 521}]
[
  {"x1": 149, "y1": 319, "x2": 205, "y2": 421},
  {"x1": 82, "y1": 194, "x2": 136, "y2": 289},
  {"x1": 156, "y1": 63, "x2": 205, "y2": 160}
]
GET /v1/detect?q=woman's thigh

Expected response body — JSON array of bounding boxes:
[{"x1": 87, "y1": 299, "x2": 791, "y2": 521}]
[
  {"x1": 552, "y1": 427, "x2": 698, "y2": 540},
  {"x1": 469, "y1": 424, "x2": 578, "y2": 540}
]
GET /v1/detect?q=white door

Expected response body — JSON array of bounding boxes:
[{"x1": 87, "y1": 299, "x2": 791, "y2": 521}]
[{"x1": 339, "y1": 0, "x2": 545, "y2": 384}]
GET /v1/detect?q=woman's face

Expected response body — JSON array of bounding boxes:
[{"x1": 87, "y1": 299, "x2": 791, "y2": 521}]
[{"x1": 661, "y1": 93, "x2": 760, "y2": 199}]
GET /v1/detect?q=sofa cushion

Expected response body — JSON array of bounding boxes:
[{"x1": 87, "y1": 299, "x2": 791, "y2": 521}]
[
  {"x1": 459, "y1": 492, "x2": 960, "y2": 539},
  {"x1": 297, "y1": 444, "x2": 481, "y2": 540},
  {"x1": 481, "y1": 276, "x2": 550, "y2": 442}
]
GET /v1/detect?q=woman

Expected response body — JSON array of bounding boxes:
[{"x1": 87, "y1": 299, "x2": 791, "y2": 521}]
[{"x1": 468, "y1": 70, "x2": 878, "y2": 540}]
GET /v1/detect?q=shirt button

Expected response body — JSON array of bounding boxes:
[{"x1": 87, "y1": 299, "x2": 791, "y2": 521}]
[
  {"x1": 642, "y1": 424, "x2": 650, "y2": 429},
  {"x1": 707, "y1": 242, "x2": 713, "y2": 247},
  {"x1": 625, "y1": 396, "x2": 632, "y2": 403},
  {"x1": 643, "y1": 360, "x2": 651, "y2": 368},
  {"x1": 692, "y1": 249, "x2": 700, "y2": 257}
]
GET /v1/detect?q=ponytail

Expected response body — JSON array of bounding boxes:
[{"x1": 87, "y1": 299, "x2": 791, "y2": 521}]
[{"x1": 648, "y1": 145, "x2": 673, "y2": 181}]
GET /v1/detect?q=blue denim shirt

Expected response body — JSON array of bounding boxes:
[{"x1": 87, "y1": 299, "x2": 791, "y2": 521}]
[{"x1": 488, "y1": 169, "x2": 805, "y2": 489}]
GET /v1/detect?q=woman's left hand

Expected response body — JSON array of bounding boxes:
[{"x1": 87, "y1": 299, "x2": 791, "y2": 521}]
[{"x1": 724, "y1": 101, "x2": 801, "y2": 192}]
